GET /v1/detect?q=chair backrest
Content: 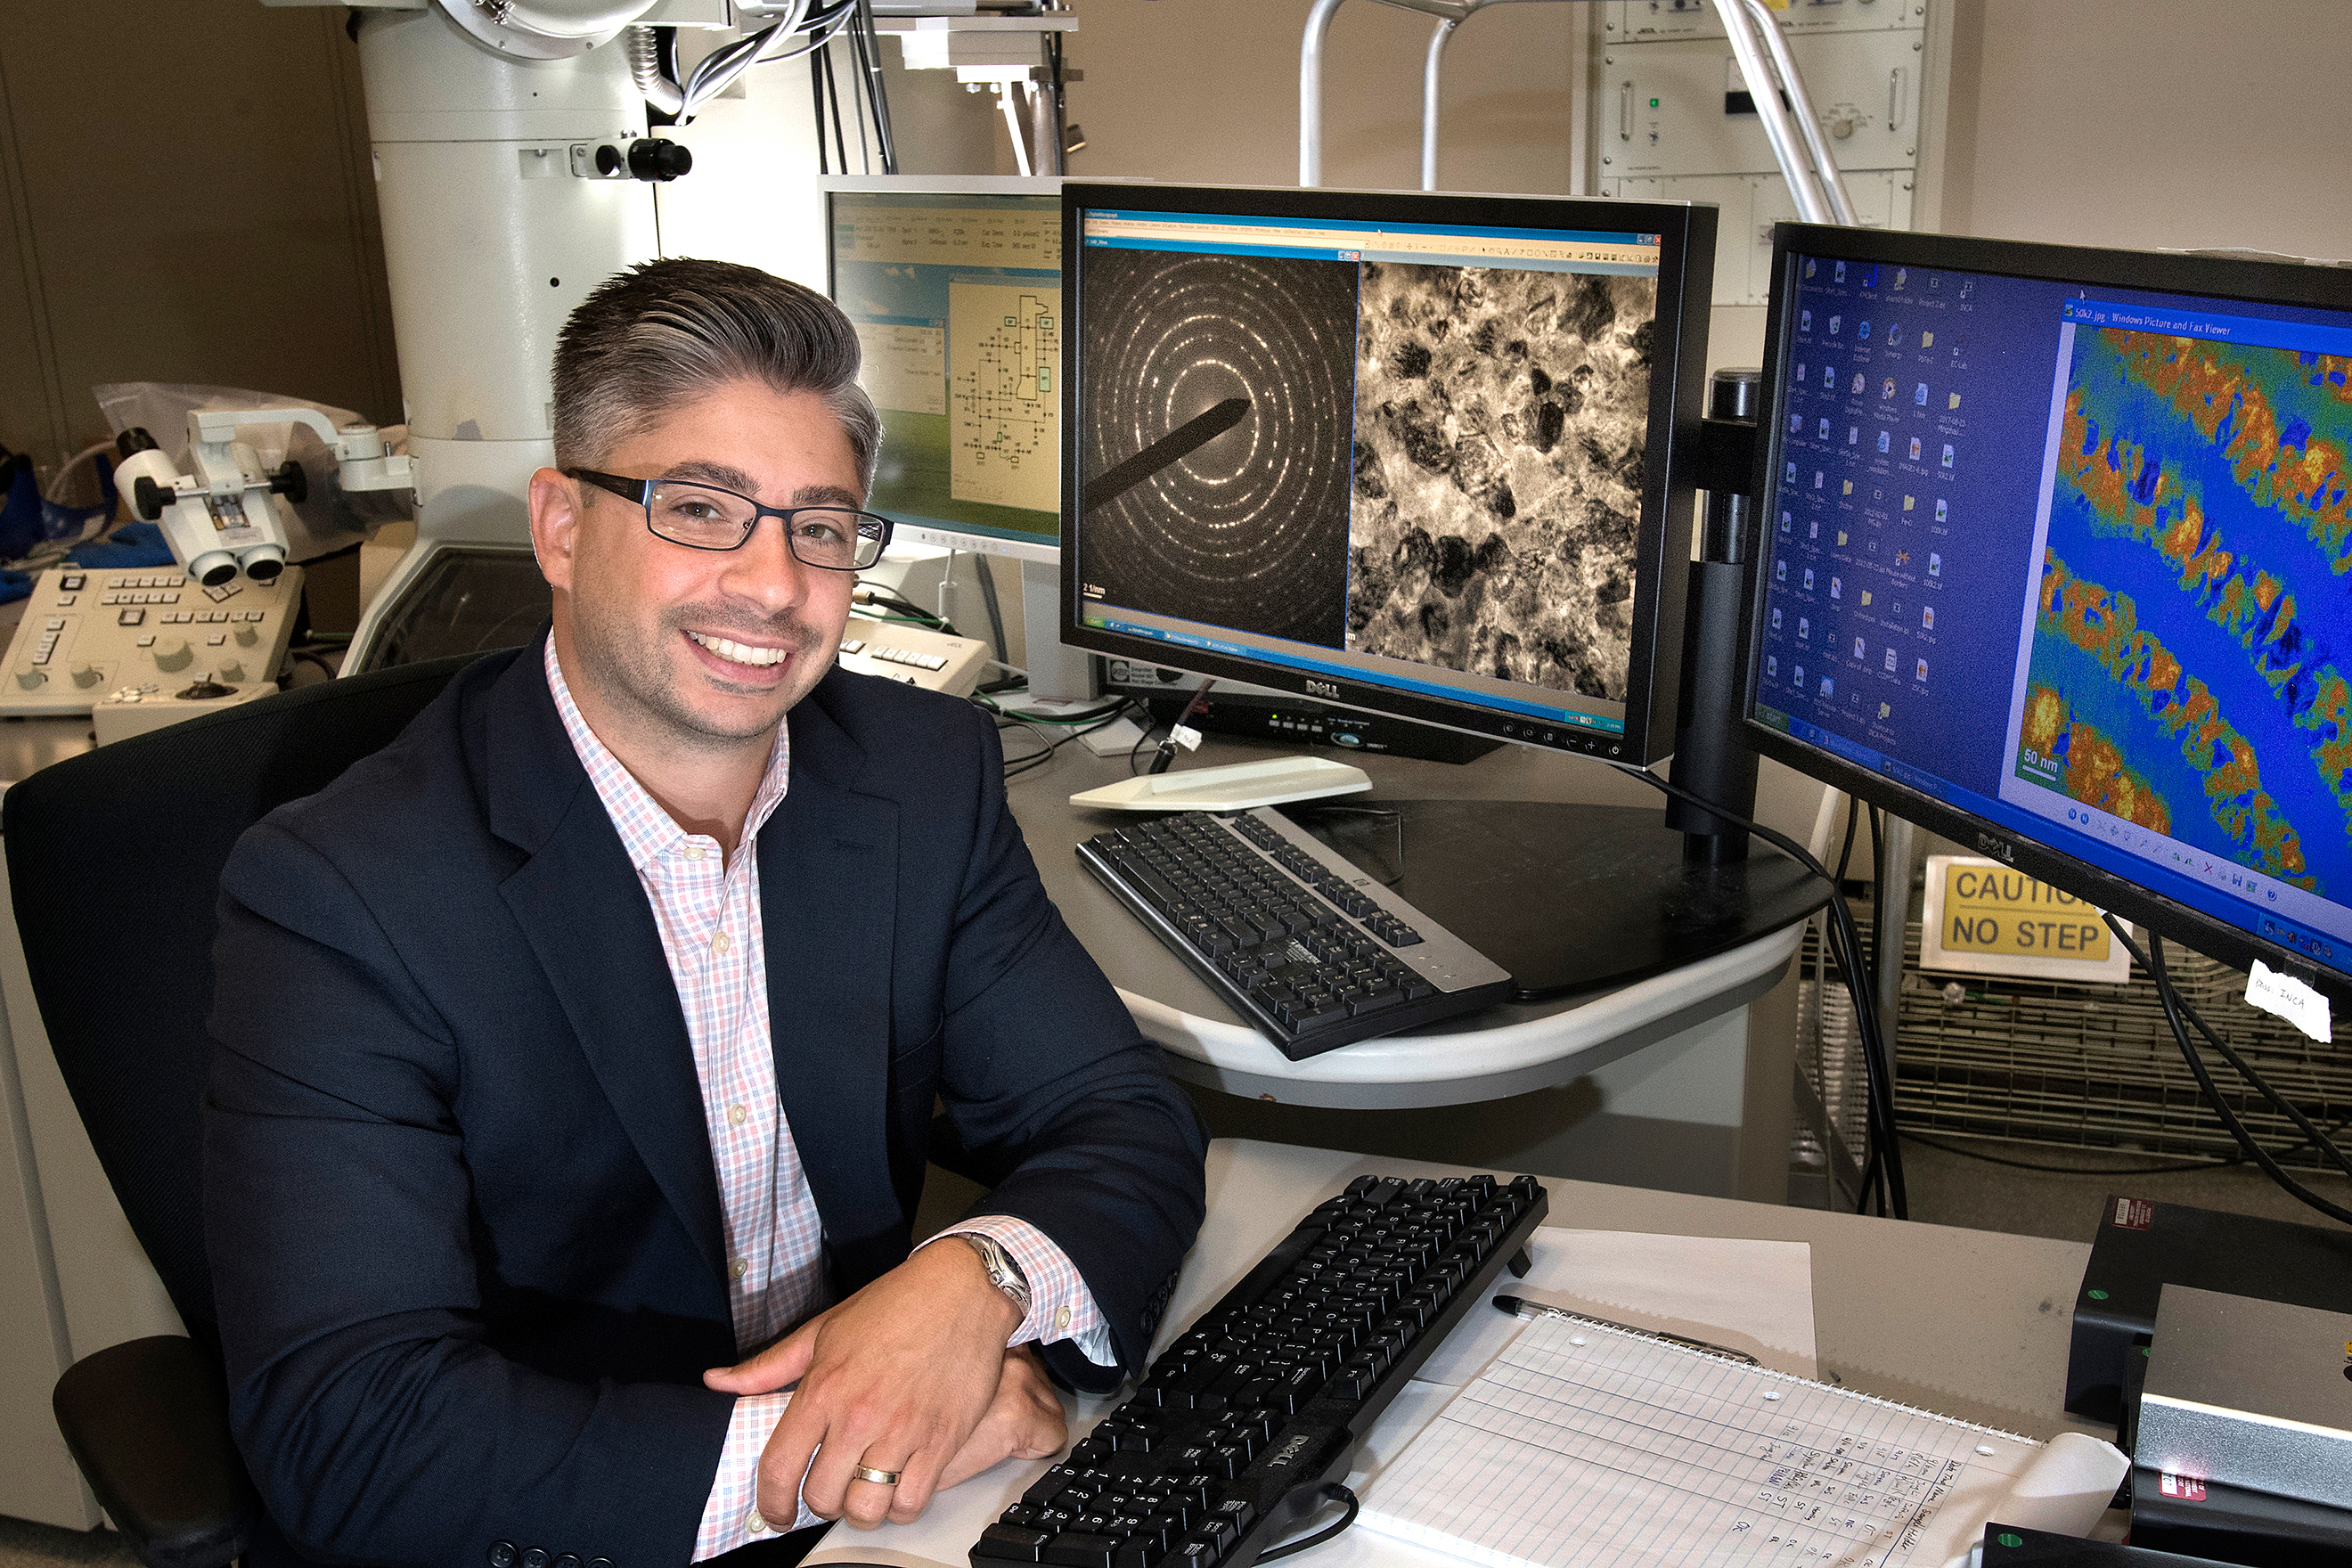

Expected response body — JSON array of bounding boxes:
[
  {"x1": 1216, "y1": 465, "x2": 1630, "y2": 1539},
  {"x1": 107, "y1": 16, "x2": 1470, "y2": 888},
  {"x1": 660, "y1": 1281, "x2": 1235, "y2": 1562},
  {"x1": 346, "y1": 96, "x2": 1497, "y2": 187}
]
[{"x1": 4, "y1": 653, "x2": 490, "y2": 1353}]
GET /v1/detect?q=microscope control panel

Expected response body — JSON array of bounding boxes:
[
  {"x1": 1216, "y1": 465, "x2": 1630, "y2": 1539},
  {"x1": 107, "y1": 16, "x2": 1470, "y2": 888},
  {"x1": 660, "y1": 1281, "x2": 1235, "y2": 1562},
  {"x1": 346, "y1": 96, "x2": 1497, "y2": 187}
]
[{"x1": 0, "y1": 566, "x2": 305, "y2": 717}]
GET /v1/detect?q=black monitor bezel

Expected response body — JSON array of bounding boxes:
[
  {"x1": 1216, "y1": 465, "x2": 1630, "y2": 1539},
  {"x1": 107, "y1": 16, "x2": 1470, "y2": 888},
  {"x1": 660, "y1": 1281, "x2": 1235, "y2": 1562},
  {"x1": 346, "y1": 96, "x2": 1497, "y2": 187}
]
[
  {"x1": 1742, "y1": 221, "x2": 2352, "y2": 1000},
  {"x1": 1058, "y1": 181, "x2": 1718, "y2": 766}
]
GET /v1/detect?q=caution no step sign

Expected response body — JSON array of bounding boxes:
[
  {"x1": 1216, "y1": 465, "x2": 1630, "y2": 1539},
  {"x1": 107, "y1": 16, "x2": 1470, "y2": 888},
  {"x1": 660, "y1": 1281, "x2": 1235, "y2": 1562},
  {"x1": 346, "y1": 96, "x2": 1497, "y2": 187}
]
[{"x1": 1918, "y1": 854, "x2": 2134, "y2": 983}]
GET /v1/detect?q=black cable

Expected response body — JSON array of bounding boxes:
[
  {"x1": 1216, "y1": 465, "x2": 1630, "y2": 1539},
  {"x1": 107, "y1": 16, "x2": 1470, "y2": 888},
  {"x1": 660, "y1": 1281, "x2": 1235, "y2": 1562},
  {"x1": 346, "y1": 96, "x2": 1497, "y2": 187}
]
[
  {"x1": 2155, "y1": 945, "x2": 2352, "y2": 1184},
  {"x1": 997, "y1": 700, "x2": 1139, "y2": 782},
  {"x1": 1149, "y1": 682, "x2": 1217, "y2": 775},
  {"x1": 1832, "y1": 793, "x2": 1860, "y2": 885},
  {"x1": 2106, "y1": 916, "x2": 2352, "y2": 1227},
  {"x1": 1254, "y1": 1484, "x2": 1359, "y2": 1563},
  {"x1": 821, "y1": 43, "x2": 849, "y2": 176},
  {"x1": 809, "y1": 49, "x2": 829, "y2": 176},
  {"x1": 1611, "y1": 763, "x2": 1908, "y2": 1220},
  {"x1": 1899, "y1": 1129, "x2": 2234, "y2": 1177},
  {"x1": 1128, "y1": 713, "x2": 1165, "y2": 776}
]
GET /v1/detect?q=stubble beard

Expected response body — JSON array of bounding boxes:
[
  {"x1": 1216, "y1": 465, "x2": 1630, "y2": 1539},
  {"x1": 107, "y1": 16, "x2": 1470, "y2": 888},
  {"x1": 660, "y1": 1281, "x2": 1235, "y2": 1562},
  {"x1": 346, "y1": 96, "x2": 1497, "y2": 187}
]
[{"x1": 570, "y1": 597, "x2": 829, "y2": 752}]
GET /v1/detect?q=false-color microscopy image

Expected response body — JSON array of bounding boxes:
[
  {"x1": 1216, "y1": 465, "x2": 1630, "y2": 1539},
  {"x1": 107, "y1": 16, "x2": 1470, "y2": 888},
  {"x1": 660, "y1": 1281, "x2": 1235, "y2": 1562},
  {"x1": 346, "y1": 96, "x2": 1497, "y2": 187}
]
[
  {"x1": 1076, "y1": 247, "x2": 1360, "y2": 649},
  {"x1": 1347, "y1": 263, "x2": 1657, "y2": 698}
]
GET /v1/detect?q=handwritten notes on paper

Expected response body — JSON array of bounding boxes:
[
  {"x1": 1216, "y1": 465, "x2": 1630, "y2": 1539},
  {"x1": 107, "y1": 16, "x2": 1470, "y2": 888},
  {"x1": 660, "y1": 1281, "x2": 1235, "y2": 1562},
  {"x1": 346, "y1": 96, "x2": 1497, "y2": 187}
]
[{"x1": 1360, "y1": 1313, "x2": 2123, "y2": 1568}]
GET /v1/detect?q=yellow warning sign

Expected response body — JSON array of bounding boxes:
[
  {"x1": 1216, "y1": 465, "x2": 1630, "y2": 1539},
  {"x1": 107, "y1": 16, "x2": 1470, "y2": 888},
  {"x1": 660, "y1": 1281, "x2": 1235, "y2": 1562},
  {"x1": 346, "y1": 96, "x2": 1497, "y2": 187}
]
[{"x1": 1919, "y1": 855, "x2": 2133, "y2": 981}]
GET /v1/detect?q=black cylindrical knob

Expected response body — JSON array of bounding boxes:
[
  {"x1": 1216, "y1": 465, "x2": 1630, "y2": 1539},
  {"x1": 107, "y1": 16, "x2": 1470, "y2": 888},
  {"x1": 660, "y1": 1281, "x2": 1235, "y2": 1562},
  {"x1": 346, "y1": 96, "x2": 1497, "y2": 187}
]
[
  {"x1": 627, "y1": 138, "x2": 692, "y2": 182},
  {"x1": 268, "y1": 459, "x2": 307, "y2": 503},
  {"x1": 133, "y1": 476, "x2": 176, "y2": 520},
  {"x1": 594, "y1": 143, "x2": 624, "y2": 176},
  {"x1": 115, "y1": 427, "x2": 159, "y2": 457}
]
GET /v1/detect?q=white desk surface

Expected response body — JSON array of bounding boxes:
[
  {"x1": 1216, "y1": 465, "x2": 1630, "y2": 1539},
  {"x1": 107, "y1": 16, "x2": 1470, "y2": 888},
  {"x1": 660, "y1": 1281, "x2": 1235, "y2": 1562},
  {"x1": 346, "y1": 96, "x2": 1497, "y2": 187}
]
[
  {"x1": 806, "y1": 1139, "x2": 2109, "y2": 1568},
  {"x1": 1003, "y1": 738, "x2": 1815, "y2": 1109}
]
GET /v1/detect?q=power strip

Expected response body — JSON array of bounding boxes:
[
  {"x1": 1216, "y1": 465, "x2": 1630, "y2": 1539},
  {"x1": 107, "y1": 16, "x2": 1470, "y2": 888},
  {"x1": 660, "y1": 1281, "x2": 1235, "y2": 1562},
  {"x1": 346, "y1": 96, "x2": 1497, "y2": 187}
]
[
  {"x1": 0, "y1": 565, "x2": 303, "y2": 717},
  {"x1": 837, "y1": 617, "x2": 990, "y2": 698}
]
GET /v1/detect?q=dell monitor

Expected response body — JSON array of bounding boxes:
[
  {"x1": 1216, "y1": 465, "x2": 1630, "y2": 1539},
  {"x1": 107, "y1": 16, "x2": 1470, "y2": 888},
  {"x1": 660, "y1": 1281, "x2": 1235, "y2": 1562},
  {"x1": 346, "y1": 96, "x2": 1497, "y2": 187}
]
[
  {"x1": 1056, "y1": 182, "x2": 1829, "y2": 998},
  {"x1": 1744, "y1": 226, "x2": 2352, "y2": 1000},
  {"x1": 1059, "y1": 182, "x2": 1714, "y2": 765}
]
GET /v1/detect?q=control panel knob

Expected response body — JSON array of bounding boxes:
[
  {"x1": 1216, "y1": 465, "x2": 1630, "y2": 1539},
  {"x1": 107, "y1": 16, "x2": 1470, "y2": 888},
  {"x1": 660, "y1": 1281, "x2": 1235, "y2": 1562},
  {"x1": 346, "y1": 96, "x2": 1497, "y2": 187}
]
[
  {"x1": 216, "y1": 658, "x2": 247, "y2": 683},
  {"x1": 233, "y1": 624, "x2": 258, "y2": 647},
  {"x1": 70, "y1": 662, "x2": 102, "y2": 688},
  {"x1": 15, "y1": 667, "x2": 45, "y2": 690},
  {"x1": 152, "y1": 639, "x2": 192, "y2": 672}
]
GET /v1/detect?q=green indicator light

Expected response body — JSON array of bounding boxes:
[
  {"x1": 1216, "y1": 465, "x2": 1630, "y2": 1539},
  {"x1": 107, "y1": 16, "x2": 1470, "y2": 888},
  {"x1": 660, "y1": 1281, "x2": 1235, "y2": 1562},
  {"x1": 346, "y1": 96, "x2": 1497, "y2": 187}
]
[
  {"x1": 2087, "y1": 1288, "x2": 2110, "y2": 1301},
  {"x1": 1997, "y1": 1536, "x2": 2023, "y2": 1549},
  {"x1": 1649, "y1": 97, "x2": 1661, "y2": 107}
]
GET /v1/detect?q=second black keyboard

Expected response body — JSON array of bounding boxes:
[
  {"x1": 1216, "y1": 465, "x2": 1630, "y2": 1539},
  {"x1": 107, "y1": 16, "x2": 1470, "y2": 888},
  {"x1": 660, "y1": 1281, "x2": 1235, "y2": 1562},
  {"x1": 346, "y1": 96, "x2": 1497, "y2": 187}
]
[
  {"x1": 1078, "y1": 809, "x2": 1514, "y2": 1058},
  {"x1": 969, "y1": 1172, "x2": 1549, "y2": 1568}
]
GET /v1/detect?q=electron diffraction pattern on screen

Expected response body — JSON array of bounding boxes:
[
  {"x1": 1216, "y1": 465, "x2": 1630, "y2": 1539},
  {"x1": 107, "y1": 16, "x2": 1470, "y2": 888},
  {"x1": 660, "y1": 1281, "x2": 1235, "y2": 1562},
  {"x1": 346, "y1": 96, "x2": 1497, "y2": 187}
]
[
  {"x1": 1349, "y1": 265, "x2": 1656, "y2": 701},
  {"x1": 1078, "y1": 247, "x2": 1359, "y2": 649}
]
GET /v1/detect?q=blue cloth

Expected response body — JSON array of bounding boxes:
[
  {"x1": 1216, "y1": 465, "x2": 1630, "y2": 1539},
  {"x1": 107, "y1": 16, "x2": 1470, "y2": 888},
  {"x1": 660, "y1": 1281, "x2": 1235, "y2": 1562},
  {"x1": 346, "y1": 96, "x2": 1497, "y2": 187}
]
[
  {"x1": 0, "y1": 463, "x2": 40, "y2": 562},
  {"x1": 0, "y1": 569, "x2": 29, "y2": 607},
  {"x1": 64, "y1": 520, "x2": 175, "y2": 569},
  {"x1": 204, "y1": 640, "x2": 1206, "y2": 1568}
]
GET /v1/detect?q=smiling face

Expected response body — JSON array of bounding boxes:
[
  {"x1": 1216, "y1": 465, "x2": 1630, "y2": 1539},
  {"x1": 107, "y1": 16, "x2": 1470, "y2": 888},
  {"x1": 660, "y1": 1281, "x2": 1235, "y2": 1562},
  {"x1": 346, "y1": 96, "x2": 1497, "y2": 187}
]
[{"x1": 530, "y1": 379, "x2": 862, "y2": 763}]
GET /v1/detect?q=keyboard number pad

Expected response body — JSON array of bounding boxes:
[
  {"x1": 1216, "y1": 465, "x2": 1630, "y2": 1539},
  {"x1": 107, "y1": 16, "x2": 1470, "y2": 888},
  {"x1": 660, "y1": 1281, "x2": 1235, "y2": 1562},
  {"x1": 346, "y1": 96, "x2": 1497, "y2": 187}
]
[{"x1": 972, "y1": 1173, "x2": 1545, "y2": 1568}]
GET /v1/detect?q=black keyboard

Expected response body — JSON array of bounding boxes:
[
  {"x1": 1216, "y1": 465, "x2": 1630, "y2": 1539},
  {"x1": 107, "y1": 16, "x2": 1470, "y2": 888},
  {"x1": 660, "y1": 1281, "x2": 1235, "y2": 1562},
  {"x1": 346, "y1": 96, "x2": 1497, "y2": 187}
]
[
  {"x1": 968, "y1": 1172, "x2": 1550, "y2": 1568},
  {"x1": 1077, "y1": 810, "x2": 1514, "y2": 1058}
]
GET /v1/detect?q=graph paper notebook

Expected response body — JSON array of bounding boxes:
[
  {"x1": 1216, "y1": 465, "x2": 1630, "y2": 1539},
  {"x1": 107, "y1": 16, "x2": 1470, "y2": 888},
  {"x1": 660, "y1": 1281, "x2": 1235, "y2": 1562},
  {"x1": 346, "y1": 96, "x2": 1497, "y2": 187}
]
[{"x1": 1360, "y1": 1312, "x2": 2125, "y2": 1568}]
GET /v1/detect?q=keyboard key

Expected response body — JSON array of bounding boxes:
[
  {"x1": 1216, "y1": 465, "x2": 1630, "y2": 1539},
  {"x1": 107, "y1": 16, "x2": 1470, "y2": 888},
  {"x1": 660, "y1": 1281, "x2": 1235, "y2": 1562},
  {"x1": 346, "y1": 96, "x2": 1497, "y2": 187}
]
[
  {"x1": 977, "y1": 1525, "x2": 1054, "y2": 1563},
  {"x1": 1041, "y1": 1532, "x2": 1126, "y2": 1568}
]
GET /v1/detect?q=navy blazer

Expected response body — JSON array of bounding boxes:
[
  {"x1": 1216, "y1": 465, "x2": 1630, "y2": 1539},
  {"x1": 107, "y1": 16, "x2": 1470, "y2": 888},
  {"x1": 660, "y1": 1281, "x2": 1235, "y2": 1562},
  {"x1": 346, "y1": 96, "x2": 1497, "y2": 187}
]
[{"x1": 204, "y1": 639, "x2": 1206, "y2": 1568}]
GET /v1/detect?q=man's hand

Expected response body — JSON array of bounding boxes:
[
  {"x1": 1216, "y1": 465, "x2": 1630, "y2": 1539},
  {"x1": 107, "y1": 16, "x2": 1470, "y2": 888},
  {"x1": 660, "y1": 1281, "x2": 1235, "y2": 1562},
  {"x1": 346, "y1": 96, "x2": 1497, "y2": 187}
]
[
  {"x1": 938, "y1": 1345, "x2": 1066, "y2": 1494},
  {"x1": 703, "y1": 1240, "x2": 1048, "y2": 1529}
]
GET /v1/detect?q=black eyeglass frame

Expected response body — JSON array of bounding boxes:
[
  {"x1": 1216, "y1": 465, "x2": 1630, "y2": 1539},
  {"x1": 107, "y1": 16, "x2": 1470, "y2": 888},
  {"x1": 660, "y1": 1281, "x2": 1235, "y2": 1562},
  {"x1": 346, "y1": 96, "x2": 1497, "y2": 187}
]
[{"x1": 564, "y1": 468, "x2": 894, "y2": 569}]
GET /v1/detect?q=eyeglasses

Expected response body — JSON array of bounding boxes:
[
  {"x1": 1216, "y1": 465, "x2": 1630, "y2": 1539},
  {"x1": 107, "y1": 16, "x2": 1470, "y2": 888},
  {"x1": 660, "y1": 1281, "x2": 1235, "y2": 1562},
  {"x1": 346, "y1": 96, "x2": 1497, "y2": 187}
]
[{"x1": 565, "y1": 469, "x2": 894, "y2": 571}]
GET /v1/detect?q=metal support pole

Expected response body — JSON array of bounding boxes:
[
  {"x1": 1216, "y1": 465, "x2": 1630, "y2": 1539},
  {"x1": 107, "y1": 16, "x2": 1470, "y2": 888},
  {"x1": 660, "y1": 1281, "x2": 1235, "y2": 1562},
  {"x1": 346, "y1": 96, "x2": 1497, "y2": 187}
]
[
  {"x1": 1872, "y1": 814, "x2": 1915, "y2": 1115},
  {"x1": 1420, "y1": 17, "x2": 1458, "y2": 191},
  {"x1": 1738, "y1": 0, "x2": 1858, "y2": 225},
  {"x1": 1025, "y1": 77, "x2": 1061, "y2": 176},
  {"x1": 1717, "y1": 0, "x2": 1829, "y2": 222},
  {"x1": 1299, "y1": 0, "x2": 1345, "y2": 186}
]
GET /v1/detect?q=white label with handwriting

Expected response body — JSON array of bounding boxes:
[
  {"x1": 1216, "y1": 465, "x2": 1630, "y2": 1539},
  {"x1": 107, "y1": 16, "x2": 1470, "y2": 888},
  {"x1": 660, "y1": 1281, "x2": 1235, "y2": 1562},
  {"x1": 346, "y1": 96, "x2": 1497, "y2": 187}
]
[{"x1": 2247, "y1": 960, "x2": 2331, "y2": 1044}]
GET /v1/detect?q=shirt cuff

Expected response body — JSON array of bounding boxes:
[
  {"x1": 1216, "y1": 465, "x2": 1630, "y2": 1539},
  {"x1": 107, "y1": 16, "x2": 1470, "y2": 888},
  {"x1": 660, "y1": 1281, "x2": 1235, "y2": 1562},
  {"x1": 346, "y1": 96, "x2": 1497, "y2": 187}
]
[
  {"x1": 927, "y1": 1217, "x2": 1116, "y2": 1368},
  {"x1": 695, "y1": 1391, "x2": 819, "y2": 1561}
]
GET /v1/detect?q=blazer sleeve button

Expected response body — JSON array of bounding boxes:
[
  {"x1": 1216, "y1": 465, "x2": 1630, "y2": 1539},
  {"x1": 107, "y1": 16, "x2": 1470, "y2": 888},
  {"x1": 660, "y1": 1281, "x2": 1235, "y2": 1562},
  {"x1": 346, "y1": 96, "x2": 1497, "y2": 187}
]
[
  {"x1": 489, "y1": 1544, "x2": 518, "y2": 1568},
  {"x1": 554, "y1": 1556, "x2": 582, "y2": 1568},
  {"x1": 522, "y1": 1548, "x2": 551, "y2": 1568},
  {"x1": 590, "y1": 1559, "x2": 617, "y2": 1568}
]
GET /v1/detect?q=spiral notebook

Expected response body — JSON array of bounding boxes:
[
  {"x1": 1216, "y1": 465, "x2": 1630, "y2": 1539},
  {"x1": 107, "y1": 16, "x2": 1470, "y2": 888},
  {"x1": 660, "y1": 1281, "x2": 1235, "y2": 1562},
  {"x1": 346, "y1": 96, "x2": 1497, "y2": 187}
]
[{"x1": 1360, "y1": 1311, "x2": 2126, "y2": 1568}]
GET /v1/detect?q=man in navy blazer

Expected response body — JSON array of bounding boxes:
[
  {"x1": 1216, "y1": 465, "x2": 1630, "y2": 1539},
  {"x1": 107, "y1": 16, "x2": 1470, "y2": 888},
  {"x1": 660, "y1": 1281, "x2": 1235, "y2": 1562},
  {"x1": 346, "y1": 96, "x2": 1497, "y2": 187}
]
[{"x1": 204, "y1": 259, "x2": 1207, "y2": 1568}]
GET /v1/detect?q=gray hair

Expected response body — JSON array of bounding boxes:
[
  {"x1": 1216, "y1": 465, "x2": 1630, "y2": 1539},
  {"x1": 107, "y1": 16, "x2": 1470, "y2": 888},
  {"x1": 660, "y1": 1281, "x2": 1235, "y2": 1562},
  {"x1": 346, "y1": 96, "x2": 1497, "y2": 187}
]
[{"x1": 551, "y1": 257, "x2": 881, "y2": 489}]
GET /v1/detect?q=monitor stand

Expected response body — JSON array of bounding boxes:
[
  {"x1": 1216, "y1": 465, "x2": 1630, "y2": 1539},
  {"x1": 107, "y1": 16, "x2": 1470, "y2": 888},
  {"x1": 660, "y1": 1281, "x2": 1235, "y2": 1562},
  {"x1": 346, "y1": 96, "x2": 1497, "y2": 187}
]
[
  {"x1": 1285, "y1": 798, "x2": 1827, "y2": 1002},
  {"x1": 1014, "y1": 556, "x2": 1101, "y2": 708}
]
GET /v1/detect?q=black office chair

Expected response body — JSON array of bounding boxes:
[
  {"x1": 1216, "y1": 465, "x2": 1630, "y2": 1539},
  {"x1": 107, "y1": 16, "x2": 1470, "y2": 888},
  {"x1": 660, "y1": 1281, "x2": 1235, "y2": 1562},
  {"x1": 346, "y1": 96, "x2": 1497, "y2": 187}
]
[{"x1": 5, "y1": 652, "x2": 493, "y2": 1568}]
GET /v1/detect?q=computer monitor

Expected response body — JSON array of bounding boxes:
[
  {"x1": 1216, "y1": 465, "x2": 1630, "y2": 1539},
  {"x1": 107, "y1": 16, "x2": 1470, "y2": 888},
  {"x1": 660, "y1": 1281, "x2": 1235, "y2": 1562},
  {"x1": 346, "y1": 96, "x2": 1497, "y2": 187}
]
[
  {"x1": 1058, "y1": 182, "x2": 1717, "y2": 766},
  {"x1": 1743, "y1": 226, "x2": 2352, "y2": 999},
  {"x1": 1052, "y1": 183, "x2": 1831, "y2": 1000},
  {"x1": 821, "y1": 176, "x2": 1064, "y2": 565}
]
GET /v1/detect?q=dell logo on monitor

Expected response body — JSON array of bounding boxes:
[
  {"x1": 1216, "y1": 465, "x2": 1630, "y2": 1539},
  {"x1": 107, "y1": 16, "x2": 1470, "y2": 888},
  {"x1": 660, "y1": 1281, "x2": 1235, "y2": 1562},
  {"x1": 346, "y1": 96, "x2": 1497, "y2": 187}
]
[
  {"x1": 1306, "y1": 679, "x2": 1342, "y2": 700},
  {"x1": 1974, "y1": 833, "x2": 2014, "y2": 864}
]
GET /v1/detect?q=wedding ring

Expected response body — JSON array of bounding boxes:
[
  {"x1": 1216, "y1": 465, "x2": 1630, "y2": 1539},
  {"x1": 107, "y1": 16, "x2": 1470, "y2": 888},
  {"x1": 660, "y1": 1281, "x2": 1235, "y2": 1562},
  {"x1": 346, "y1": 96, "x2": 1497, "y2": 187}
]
[{"x1": 852, "y1": 1464, "x2": 903, "y2": 1487}]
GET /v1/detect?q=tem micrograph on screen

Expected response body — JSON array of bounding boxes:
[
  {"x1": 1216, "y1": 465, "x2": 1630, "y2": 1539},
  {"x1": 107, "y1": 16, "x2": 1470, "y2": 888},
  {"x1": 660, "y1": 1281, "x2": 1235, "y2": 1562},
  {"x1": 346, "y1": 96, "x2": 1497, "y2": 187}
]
[
  {"x1": 1345, "y1": 264, "x2": 1657, "y2": 699},
  {"x1": 2016, "y1": 327, "x2": 2352, "y2": 895},
  {"x1": 1076, "y1": 248, "x2": 1360, "y2": 649}
]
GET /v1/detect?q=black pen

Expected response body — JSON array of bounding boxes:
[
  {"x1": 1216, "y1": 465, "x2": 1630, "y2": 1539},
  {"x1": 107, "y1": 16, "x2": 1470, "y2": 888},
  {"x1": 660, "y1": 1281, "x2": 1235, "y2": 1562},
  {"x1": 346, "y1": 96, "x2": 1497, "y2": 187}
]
[{"x1": 1491, "y1": 1294, "x2": 1761, "y2": 1366}]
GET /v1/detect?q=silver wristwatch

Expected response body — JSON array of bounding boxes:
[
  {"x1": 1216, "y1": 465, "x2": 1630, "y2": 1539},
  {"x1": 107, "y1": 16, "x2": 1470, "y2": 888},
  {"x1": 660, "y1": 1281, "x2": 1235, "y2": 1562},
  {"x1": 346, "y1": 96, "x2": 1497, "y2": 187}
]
[{"x1": 960, "y1": 1232, "x2": 1033, "y2": 1315}]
